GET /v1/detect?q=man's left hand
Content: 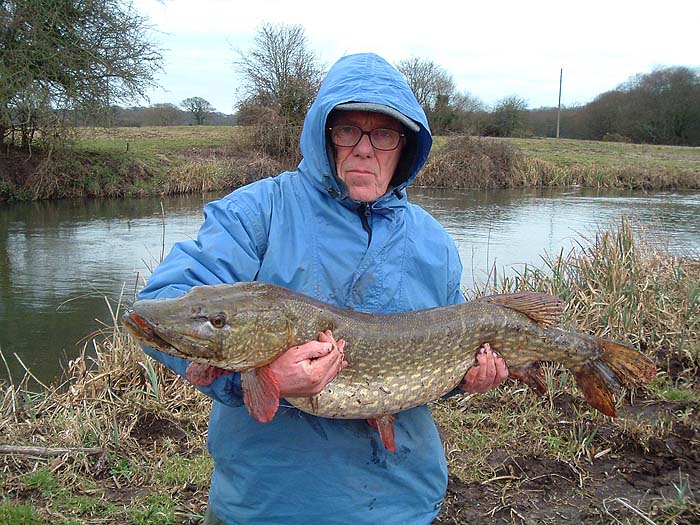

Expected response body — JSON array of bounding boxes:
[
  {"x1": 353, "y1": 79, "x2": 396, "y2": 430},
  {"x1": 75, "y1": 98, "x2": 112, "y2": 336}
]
[{"x1": 459, "y1": 343, "x2": 508, "y2": 393}]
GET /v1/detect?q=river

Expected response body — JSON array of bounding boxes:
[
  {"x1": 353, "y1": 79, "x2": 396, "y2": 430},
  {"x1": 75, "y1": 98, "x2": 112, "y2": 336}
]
[{"x1": 1, "y1": 187, "x2": 698, "y2": 384}]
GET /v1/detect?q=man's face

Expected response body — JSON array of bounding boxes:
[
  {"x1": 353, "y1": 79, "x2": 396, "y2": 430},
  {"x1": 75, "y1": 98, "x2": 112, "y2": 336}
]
[{"x1": 329, "y1": 111, "x2": 405, "y2": 202}]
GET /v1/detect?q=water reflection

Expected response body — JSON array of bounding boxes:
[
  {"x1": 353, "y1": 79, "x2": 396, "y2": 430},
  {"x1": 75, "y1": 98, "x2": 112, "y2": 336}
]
[
  {"x1": 1, "y1": 187, "x2": 698, "y2": 383},
  {"x1": 410, "y1": 187, "x2": 700, "y2": 288}
]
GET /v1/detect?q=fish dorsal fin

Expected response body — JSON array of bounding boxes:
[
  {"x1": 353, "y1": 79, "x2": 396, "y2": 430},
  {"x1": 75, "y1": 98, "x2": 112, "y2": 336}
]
[{"x1": 482, "y1": 292, "x2": 564, "y2": 327}]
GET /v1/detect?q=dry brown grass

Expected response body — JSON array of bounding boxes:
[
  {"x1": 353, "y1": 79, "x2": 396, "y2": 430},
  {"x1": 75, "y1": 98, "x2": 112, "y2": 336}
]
[{"x1": 422, "y1": 135, "x2": 700, "y2": 190}]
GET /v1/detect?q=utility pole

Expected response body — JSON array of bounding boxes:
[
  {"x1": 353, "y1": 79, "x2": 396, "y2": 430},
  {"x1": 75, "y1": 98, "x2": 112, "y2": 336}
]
[{"x1": 556, "y1": 68, "x2": 563, "y2": 139}]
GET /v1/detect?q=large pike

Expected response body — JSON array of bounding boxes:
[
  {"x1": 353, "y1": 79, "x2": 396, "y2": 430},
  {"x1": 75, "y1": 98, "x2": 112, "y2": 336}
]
[{"x1": 123, "y1": 282, "x2": 656, "y2": 451}]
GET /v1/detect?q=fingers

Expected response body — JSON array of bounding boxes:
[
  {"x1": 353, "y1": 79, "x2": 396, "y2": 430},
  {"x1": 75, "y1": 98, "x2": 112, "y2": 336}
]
[
  {"x1": 289, "y1": 338, "x2": 337, "y2": 361},
  {"x1": 460, "y1": 343, "x2": 508, "y2": 394},
  {"x1": 272, "y1": 331, "x2": 347, "y2": 397},
  {"x1": 494, "y1": 351, "x2": 509, "y2": 383}
]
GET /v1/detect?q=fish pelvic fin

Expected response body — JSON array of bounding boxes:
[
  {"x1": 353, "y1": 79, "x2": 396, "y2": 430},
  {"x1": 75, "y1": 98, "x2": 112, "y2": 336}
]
[
  {"x1": 367, "y1": 414, "x2": 397, "y2": 453},
  {"x1": 573, "y1": 337, "x2": 656, "y2": 417},
  {"x1": 241, "y1": 365, "x2": 281, "y2": 423},
  {"x1": 186, "y1": 363, "x2": 234, "y2": 387},
  {"x1": 482, "y1": 292, "x2": 564, "y2": 328},
  {"x1": 510, "y1": 362, "x2": 547, "y2": 396}
]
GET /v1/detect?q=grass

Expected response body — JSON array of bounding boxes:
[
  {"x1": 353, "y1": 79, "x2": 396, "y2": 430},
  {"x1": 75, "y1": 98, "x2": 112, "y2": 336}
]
[
  {"x1": 422, "y1": 136, "x2": 700, "y2": 190},
  {"x1": 2, "y1": 127, "x2": 700, "y2": 200},
  {"x1": 1, "y1": 221, "x2": 699, "y2": 524}
]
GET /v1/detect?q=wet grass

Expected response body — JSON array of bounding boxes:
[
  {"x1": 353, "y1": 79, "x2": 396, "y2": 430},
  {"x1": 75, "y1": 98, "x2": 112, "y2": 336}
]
[{"x1": 1, "y1": 221, "x2": 699, "y2": 524}]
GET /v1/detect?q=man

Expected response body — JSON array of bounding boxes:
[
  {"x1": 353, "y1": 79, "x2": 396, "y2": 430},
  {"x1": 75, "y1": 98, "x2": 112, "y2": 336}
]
[{"x1": 138, "y1": 52, "x2": 508, "y2": 525}]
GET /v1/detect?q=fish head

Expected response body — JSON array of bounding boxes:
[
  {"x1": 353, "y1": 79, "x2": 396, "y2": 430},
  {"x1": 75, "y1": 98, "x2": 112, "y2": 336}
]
[{"x1": 122, "y1": 282, "x2": 295, "y2": 371}]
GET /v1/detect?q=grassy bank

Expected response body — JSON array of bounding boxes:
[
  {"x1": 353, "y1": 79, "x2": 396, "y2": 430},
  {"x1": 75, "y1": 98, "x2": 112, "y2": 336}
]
[
  {"x1": 422, "y1": 136, "x2": 700, "y2": 190},
  {"x1": 1, "y1": 127, "x2": 699, "y2": 201},
  {"x1": 1, "y1": 221, "x2": 698, "y2": 524}
]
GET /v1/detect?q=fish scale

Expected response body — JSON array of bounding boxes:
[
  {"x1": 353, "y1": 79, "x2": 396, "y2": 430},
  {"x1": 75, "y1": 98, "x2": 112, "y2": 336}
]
[{"x1": 123, "y1": 281, "x2": 656, "y2": 426}]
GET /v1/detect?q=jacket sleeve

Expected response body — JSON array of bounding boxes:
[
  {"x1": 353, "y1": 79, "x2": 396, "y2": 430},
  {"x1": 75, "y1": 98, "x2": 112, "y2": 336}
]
[{"x1": 137, "y1": 192, "x2": 269, "y2": 407}]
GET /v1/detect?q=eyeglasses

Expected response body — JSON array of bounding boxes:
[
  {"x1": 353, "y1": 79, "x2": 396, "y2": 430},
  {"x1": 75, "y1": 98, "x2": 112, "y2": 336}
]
[{"x1": 327, "y1": 125, "x2": 404, "y2": 151}]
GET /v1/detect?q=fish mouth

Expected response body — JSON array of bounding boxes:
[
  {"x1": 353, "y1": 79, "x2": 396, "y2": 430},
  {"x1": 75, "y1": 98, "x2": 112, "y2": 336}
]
[
  {"x1": 122, "y1": 310, "x2": 175, "y2": 353},
  {"x1": 122, "y1": 310, "x2": 221, "y2": 363}
]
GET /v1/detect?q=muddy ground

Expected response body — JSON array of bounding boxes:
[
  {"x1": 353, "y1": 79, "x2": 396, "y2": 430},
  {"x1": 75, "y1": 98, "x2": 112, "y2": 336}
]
[{"x1": 435, "y1": 399, "x2": 700, "y2": 525}]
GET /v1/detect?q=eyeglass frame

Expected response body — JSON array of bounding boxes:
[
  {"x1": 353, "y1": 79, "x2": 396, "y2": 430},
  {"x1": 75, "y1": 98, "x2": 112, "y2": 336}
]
[{"x1": 326, "y1": 125, "x2": 405, "y2": 151}]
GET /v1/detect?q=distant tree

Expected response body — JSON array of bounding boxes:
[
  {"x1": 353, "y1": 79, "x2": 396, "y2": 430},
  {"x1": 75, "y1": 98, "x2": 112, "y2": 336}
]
[
  {"x1": 585, "y1": 90, "x2": 631, "y2": 141},
  {"x1": 450, "y1": 91, "x2": 486, "y2": 134},
  {"x1": 0, "y1": 0, "x2": 162, "y2": 149},
  {"x1": 526, "y1": 105, "x2": 587, "y2": 139},
  {"x1": 490, "y1": 96, "x2": 528, "y2": 137},
  {"x1": 180, "y1": 97, "x2": 215, "y2": 125},
  {"x1": 620, "y1": 66, "x2": 700, "y2": 145},
  {"x1": 143, "y1": 103, "x2": 184, "y2": 126},
  {"x1": 396, "y1": 57, "x2": 455, "y2": 110},
  {"x1": 234, "y1": 23, "x2": 324, "y2": 162},
  {"x1": 582, "y1": 66, "x2": 700, "y2": 145},
  {"x1": 234, "y1": 22, "x2": 324, "y2": 127}
]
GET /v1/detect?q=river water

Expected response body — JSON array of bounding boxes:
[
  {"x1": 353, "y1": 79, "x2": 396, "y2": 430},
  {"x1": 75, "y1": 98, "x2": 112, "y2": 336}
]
[{"x1": 1, "y1": 187, "x2": 698, "y2": 384}]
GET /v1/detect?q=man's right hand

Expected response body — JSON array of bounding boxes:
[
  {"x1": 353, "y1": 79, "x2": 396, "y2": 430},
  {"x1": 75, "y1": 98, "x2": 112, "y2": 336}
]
[{"x1": 269, "y1": 330, "x2": 347, "y2": 397}]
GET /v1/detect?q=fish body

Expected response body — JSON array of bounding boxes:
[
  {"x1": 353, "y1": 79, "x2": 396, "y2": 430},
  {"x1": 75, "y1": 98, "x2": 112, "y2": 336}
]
[{"x1": 123, "y1": 282, "x2": 656, "y2": 449}]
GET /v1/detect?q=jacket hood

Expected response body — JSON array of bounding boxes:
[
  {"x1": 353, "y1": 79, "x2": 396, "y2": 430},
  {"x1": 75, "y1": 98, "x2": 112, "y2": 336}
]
[{"x1": 298, "y1": 53, "x2": 432, "y2": 203}]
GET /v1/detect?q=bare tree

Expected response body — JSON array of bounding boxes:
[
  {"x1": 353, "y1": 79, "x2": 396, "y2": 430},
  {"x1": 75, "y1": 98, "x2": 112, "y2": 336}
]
[
  {"x1": 0, "y1": 0, "x2": 162, "y2": 149},
  {"x1": 396, "y1": 57, "x2": 460, "y2": 133},
  {"x1": 180, "y1": 97, "x2": 215, "y2": 125},
  {"x1": 234, "y1": 22, "x2": 325, "y2": 126},
  {"x1": 396, "y1": 57, "x2": 455, "y2": 111}
]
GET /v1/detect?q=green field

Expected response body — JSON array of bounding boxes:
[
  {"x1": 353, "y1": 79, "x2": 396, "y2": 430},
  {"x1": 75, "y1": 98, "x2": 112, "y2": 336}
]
[
  {"x1": 73, "y1": 125, "x2": 239, "y2": 157},
  {"x1": 511, "y1": 137, "x2": 700, "y2": 173}
]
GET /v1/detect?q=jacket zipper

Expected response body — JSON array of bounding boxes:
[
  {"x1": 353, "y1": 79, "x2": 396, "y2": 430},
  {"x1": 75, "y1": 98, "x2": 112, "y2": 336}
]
[{"x1": 359, "y1": 203, "x2": 372, "y2": 246}]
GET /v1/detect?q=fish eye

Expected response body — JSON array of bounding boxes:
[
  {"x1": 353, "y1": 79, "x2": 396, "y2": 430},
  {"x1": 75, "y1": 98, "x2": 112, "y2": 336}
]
[{"x1": 209, "y1": 313, "x2": 227, "y2": 329}]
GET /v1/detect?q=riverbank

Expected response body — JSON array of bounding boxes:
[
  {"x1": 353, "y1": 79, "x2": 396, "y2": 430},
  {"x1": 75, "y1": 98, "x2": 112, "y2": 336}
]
[
  {"x1": 1, "y1": 221, "x2": 698, "y2": 524},
  {"x1": 1, "y1": 126, "x2": 699, "y2": 201}
]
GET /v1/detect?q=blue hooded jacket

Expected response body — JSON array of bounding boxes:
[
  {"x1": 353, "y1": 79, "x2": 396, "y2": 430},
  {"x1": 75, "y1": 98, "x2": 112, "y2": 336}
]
[{"x1": 139, "y1": 53, "x2": 465, "y2": 525}]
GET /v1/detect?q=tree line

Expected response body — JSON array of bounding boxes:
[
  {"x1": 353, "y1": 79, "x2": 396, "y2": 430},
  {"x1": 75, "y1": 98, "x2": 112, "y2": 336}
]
[{"x1": 2, "y1": 2, "x2": 699, "y2": 154}]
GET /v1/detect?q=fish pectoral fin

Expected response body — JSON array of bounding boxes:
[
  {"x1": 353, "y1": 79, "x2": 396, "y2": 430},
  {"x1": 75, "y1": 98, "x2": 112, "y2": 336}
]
[
  {"x1": 367, "y1": 414, "x2": 397, "y2": 453},
  {"x1": 483, "y1": 292, "x2": 564, "y2": 327},
  {"x1": 510, "y1": 362, "x2": 548, "y2": 396},
  {"x1": 241, "y1": 365, "x2": 281, "y2": 423},
  {"x1": 186, "y1": 363, "x2": 233, "y2": 387}
]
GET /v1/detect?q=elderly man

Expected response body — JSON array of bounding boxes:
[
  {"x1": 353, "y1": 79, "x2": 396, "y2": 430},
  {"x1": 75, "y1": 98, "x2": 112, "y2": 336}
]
[{"x1": 138, "y1": 52, "x2": 508, "y2": 525}]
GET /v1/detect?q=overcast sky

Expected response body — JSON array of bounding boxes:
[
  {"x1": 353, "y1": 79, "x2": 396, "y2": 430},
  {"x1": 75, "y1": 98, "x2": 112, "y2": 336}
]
[{"x1": 131, "y1": 0, "x2": 700, "y2": 114}]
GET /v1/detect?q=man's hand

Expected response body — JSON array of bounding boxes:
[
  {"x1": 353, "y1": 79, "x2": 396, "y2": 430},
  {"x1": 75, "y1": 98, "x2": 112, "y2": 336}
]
[
  {"x1": 269, "y1": 330, "x2": 348, "y2": 397},
  {"x1": 459, "y1": 343, "x2": 508, "y2": 393}
]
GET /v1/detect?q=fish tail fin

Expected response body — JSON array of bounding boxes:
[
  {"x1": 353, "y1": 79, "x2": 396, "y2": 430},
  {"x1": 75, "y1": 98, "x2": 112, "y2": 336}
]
[{"x1": 573, "y1": 337, "x2": 656, "y2": 417}]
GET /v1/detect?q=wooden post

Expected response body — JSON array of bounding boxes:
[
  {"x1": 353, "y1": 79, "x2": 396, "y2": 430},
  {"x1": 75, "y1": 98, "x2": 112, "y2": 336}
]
[{"x1": 556, "y1": 68, "x2": 563, "y2": 139}]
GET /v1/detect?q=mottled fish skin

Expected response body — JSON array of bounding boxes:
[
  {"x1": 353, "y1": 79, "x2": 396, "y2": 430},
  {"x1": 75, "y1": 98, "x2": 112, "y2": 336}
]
[{"x1": 123, "y1": 282, "x2": 656, "y2": 420}]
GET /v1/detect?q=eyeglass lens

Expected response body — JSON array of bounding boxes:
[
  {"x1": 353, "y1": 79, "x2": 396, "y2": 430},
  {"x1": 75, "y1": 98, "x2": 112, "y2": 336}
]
[{"x1": 330, "y1": 125, "x2": 401, "y2": 150}]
